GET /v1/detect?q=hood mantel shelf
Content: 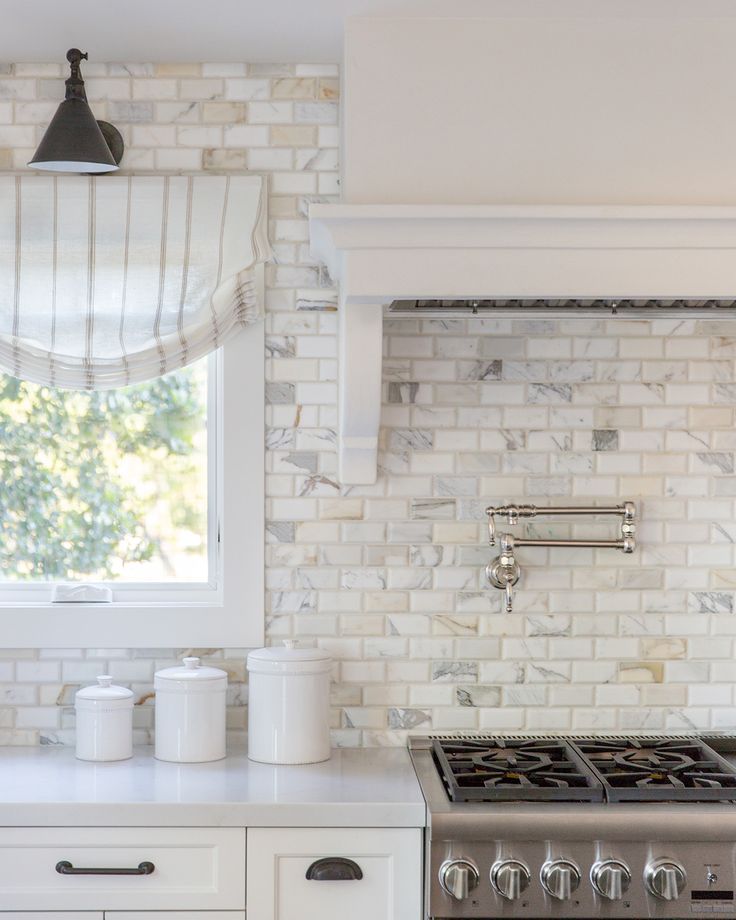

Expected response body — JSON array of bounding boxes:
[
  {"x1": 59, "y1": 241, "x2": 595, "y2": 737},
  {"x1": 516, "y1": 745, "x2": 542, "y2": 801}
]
[{"x1": 309, "y1": 203, "x2": 736, "y2": 484}]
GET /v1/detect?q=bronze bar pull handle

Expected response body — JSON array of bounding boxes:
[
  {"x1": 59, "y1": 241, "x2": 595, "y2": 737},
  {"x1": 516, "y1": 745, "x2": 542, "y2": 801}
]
[{"x1": 56, "y1": 860, "x2": 155, "y2": 876}]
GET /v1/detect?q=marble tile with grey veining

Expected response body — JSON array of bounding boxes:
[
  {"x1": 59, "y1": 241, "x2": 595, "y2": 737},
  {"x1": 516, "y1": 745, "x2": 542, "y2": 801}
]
[
  {"x1": 387, "y1": 707, "x2": 431, "y2": 729},
  {"x1": 457, "y1": 499, "x2": 491, "y2": 521},
  {"x1": 436, "y1": 476, "x2": 479, "y2": 497},
  {"x1": 265, "y1": 335, "x2": 296, "y2": 357},
  {"x1": 526, "y1": 662, "x2": 572, "y2": 682},
  {"x1": 597, "y1": 361, "x2": 642, "y2": 382},
  {"x1": 410, "y1": 498, "x2": 456, "y2": 520},
  {"x1": 548, "y1": 361, "x2": 595, "y2": 382},
  {"x1": 527, "y1": 615, "x2": 572, "y2": 637},
  {"x1": 270, "y1": 591, "x2": 316, "y2": 613},
  {"x1": 266, "y1": 427, "x2": 295, "y2": 449},
  {"x1": 299, "y1": 474, "x2": 339, "y2": 496},
  {"x1": 528, "y1": 383, "x2": 573, "y2": 404},
  {"x1": 695, "y1": 452, "x2": 735, "y2": 473},
  {"x1": 342, "y1": 570, "x2": 387, "y2": 590},
  {"x1": 688, "y1": 592, "x2": 734, "y2": 614},
  {"x1": 503, "y1": 685, "x2": 547, "y2": 706},
  {"x1": 265, "y1": 382, "x2": 295, "y2": 404},
  {"x1": 410, "y1": 545, "x2": 444, "y2": 566},
  {"x1": 592, "y1": 429, "x2": 619, "y2": 451},
  {"x1": 382, "y1": 361, "x2": 413, "y2": 382},
  {"x1": 713, "y1": 522, "x2": 736, "y2": 543},
  {"x1": 714, "y1": 383, "x2": 736, "y2": 403},
  {"x1": 502, "y1": 361, "x2": 548, "y2": 382},
  {"x1": 457, "y1": 360, "x2": 502, "y2": 381},
  {"x1": 388, "y1": 428, "x2": 433, "y2": 451},
  {"x1": 433, "y1": 614, "x2": 478, "y2": 636},
  {"x1": 456, "y1": 684, "x2": 501, "y2": 707},
  {"x1": 550, "y1": 453, "x2": 594, "y2": 474},
  {"x1": 432, "y1": 660, "x2": 479, "y2": 682},
  {"x1": 266, "y1": 521, "x2": 295, "y2": 543},
  {"x1": 279, "y1": 451, "x2": 318, "y2": 473},
  {"x1": 388, "y1": 382, "x2": 420, "y2": 404}
]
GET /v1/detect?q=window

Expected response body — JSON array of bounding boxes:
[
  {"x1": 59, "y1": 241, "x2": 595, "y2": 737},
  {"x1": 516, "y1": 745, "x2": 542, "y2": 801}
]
[
  {"x1": 1, "y1": 357, "x2": 210, "y2": 587},
  {"x1": 0, "y1": 319, "x2": 264, "y2": 649}
]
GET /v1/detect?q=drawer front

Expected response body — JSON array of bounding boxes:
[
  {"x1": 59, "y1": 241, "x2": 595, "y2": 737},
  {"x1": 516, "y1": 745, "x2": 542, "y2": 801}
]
[
  {"x1": 247, "y1": 827, "x2": 422, "y2": 920},
  {"x1": 0, "y1": 915, "x2": 102, "y2": 920},
  {"x1": 107, "y1": 914, "x2": 245, "y2": 920},
  {"x1": 0, "y1": 828, "x2": 245, "y2": 911}
]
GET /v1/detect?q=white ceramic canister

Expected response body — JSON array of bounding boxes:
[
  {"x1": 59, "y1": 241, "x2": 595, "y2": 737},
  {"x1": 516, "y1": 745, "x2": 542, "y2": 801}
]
[
  {"x1": 247, "y1": 641, "x2": 332, "y2": 764},
  {"x1": 154, "y1": 657, "x2": 227, "y2": 763},
  {"x1": 75, "y1": 675, "x2": 134, "y2": 762}
]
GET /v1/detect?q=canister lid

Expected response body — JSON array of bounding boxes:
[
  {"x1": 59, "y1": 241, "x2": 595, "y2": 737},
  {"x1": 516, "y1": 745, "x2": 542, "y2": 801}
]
[
  {"x1": 154, "y1": 656, "x2": 228, "y2": 689},
  {"x1": 247, "y1": 641, "x2": 332, "y2": 675},
  {"x1": 75, "y1": 675, "x2": 134, "y2": 709}
]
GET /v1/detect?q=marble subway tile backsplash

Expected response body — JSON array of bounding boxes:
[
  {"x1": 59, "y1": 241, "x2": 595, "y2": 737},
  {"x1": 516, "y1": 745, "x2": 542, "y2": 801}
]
[{"x1": 0, "y1": 63, "x2": 734, "y2": 746}]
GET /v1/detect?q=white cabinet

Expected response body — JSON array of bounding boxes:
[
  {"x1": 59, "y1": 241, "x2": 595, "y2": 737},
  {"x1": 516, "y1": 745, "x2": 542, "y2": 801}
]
[
  {"x1": 246, "y1": 827, "x2": 423, "y2": 920},
  {"x1": 0, "y1": 828, "x2": 245, "y2": 911},
  {"x1": 0, "y1": 915, "x2": 102, "y2": 920},
  {"x1": 107, "y1": 914, "x2": 245, "y2": 920}
]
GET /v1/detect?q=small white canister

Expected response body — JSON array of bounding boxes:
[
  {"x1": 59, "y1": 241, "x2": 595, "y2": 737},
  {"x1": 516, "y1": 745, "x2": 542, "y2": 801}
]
[
  {"x1": 75, "y1": 675, "x2": 134, "y2": 762},
  {"x1": 247, "y1": 641, "x2": 332, "y2": 765},
  {"x1": 154, "y1": 657, "x2": 227, "y2": 763}
]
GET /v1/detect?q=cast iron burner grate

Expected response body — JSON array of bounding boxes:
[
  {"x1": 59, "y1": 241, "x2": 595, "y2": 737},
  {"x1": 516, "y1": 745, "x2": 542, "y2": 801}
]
[
  {"x1": 433, "y1": 738, "x2": 605, "y2": 802},
  {"x1": 573, "y1": 738, "x2": 736, "y2": 802}
]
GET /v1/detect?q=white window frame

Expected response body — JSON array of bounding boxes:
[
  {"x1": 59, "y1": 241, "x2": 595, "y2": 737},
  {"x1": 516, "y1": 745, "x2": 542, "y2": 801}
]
[{"x1": 0, "y1": 272, "x2": 265, "y2": 649}]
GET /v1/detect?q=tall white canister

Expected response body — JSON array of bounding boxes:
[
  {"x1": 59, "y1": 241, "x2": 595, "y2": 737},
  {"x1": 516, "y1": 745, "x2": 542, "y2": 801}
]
[
  {"x1": 247, "y1": 641, "x2": 332, "y2": 764},
  {"x1": 75, "y1": 676, "x2": 134, "y2": 762},
  {"x1": 154, "y1": 657, "x2": 227, "y2": 763}
]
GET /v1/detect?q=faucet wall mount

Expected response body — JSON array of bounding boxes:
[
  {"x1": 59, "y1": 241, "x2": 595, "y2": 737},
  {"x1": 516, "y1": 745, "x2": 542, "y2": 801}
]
[{"x1": 485, "y1": 502, "x2": 637, "y2": 612}]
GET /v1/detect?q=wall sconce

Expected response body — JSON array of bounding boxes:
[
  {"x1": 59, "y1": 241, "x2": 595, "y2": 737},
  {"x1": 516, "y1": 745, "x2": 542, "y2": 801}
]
[{"x1": 28, "y1": 48, "x2": 124, "y2": 173}]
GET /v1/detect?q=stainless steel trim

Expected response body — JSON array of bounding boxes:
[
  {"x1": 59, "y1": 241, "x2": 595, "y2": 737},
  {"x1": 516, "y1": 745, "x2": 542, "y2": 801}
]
[{"x1": 388, "y1": 298, "x2": 736, "y2": 318}]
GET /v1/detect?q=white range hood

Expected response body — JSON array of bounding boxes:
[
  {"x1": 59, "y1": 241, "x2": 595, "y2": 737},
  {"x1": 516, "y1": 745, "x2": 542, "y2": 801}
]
[
  {"x1": 310, "y1": 203, "x2": 736, "y2": 485},
  {"x1": 309, "y1": 6, "x2": 736, "y2": 485}
]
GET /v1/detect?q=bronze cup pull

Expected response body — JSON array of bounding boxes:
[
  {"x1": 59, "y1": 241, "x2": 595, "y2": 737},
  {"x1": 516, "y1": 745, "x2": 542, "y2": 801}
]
[{"x1": 306, "y1": 857, "x2": 363, "y2": 881}]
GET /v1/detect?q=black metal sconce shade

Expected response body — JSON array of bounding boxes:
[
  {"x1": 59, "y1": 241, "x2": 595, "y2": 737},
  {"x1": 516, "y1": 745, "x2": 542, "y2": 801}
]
[{"x1": 28, "y1": 49, "x2": 124, "y2": 173}]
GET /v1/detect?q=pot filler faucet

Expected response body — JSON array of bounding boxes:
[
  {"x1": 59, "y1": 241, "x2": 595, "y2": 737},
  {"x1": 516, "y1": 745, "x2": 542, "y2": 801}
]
[{"x1": 485, "y1": 502, "x2": 637, "y2": 612}]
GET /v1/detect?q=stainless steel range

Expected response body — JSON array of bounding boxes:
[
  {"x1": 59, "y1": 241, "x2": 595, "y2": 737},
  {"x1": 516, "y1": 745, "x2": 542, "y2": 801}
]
[{"x1": 409, "y1": 733, "x2": 736, "y2": 919}]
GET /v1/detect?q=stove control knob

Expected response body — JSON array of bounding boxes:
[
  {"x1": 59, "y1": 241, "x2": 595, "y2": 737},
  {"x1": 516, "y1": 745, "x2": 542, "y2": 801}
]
[
  {"x1": 645, "y1": 859, "x2": 687, "y2": 901},
  {"x1": 439, "y1": 859, "x2": 480, "y2": 901},
  {"x1": 591, "y1": 860, "x2": 632, "y2": 900},
  {"x1": 491, "y1": 859, "x2": 531, "y2": 900},
  {"x1": 541, "y1": 859, "x2": 581, "y2": 901}
]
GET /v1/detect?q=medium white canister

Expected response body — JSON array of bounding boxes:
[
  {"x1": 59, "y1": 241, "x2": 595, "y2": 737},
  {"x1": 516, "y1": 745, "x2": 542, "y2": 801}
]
[
  {"x1": 75, "y1": 675, "x2": 134, "y2": 762},
  {"x1": 247, "y1": 641, "x2": 332, "y2": 764},
  {"x1": 154, "y1": 657, "x2": 227, "y2": 763}
]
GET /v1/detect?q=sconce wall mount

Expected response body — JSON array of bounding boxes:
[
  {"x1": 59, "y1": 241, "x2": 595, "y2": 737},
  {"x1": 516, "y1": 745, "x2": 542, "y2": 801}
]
[{"x1": 28, "y1": 48, "x2": 124, "y2": 174}]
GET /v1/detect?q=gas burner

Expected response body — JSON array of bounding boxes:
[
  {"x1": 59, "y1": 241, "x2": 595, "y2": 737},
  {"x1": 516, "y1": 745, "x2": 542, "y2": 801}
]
[
  {"x1": 433, "y1": 738, "x2": 604, "y2": 802},
  {"x1": 574, "y1": 738, "x2": 736, "y2": 802}
]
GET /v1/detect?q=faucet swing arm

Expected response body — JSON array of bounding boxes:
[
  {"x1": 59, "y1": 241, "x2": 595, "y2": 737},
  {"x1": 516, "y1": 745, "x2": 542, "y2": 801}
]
[{"x1": 485, "y1": 502, "x2": 636, "y2": 546}]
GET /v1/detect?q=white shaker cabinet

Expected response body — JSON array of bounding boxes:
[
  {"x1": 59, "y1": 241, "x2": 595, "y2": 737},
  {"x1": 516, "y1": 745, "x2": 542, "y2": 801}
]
[
  {"x1": 0, "y1": 915, "x2": 103, "y2": 920},
  {"x1": 0, "y1": 828, "x2": 246, "y2": 911},
  {"x1": 108, "y1": 914, "x2": 245, "y2": 920},
  {"x1": 246, "y1": 827, "x2": 423, "y2": 920}
]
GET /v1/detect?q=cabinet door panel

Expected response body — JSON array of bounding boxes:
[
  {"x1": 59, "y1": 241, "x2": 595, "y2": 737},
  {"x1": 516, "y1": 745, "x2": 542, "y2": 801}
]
[
  {"x1": 0, "y1": 828, "x2": 245, "y2": 911},
  {"x1": 247, "y1": 827, "x2": 422, "y2": 920}
]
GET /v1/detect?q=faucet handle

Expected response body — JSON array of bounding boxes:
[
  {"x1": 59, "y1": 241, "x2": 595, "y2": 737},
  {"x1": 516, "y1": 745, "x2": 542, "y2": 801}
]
[
  {"x1": 486, "y1": 543, "x2": 521, "y2": 613},
  {"x1": 486, "y1": 510, "x2": 497, "y2": 545},
  {"x1": 504, "y1": 578, "x2": 514, "y2": 613}
]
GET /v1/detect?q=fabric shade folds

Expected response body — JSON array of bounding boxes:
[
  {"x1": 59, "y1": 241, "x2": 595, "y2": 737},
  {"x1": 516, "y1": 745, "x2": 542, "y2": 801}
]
[{"x1": 0, "y1": 174, "x2": 270, "y2": 389}]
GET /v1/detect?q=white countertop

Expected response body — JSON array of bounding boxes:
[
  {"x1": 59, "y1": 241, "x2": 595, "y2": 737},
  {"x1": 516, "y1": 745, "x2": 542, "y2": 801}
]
[{"x1": 0, "y1": 744, "x2": 426, "y2": 827}]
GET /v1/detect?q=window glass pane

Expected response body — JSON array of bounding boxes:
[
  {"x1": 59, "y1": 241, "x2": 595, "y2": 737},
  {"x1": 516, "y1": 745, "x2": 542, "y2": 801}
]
[{"x1": 0, "y1": 359, "x2": 209, "y2": 584}]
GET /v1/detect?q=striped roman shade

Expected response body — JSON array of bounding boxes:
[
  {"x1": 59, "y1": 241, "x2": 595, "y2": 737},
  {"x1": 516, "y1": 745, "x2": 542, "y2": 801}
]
[{"x1": 0, "y1": 173, "x2": 270, "y2": 389}]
